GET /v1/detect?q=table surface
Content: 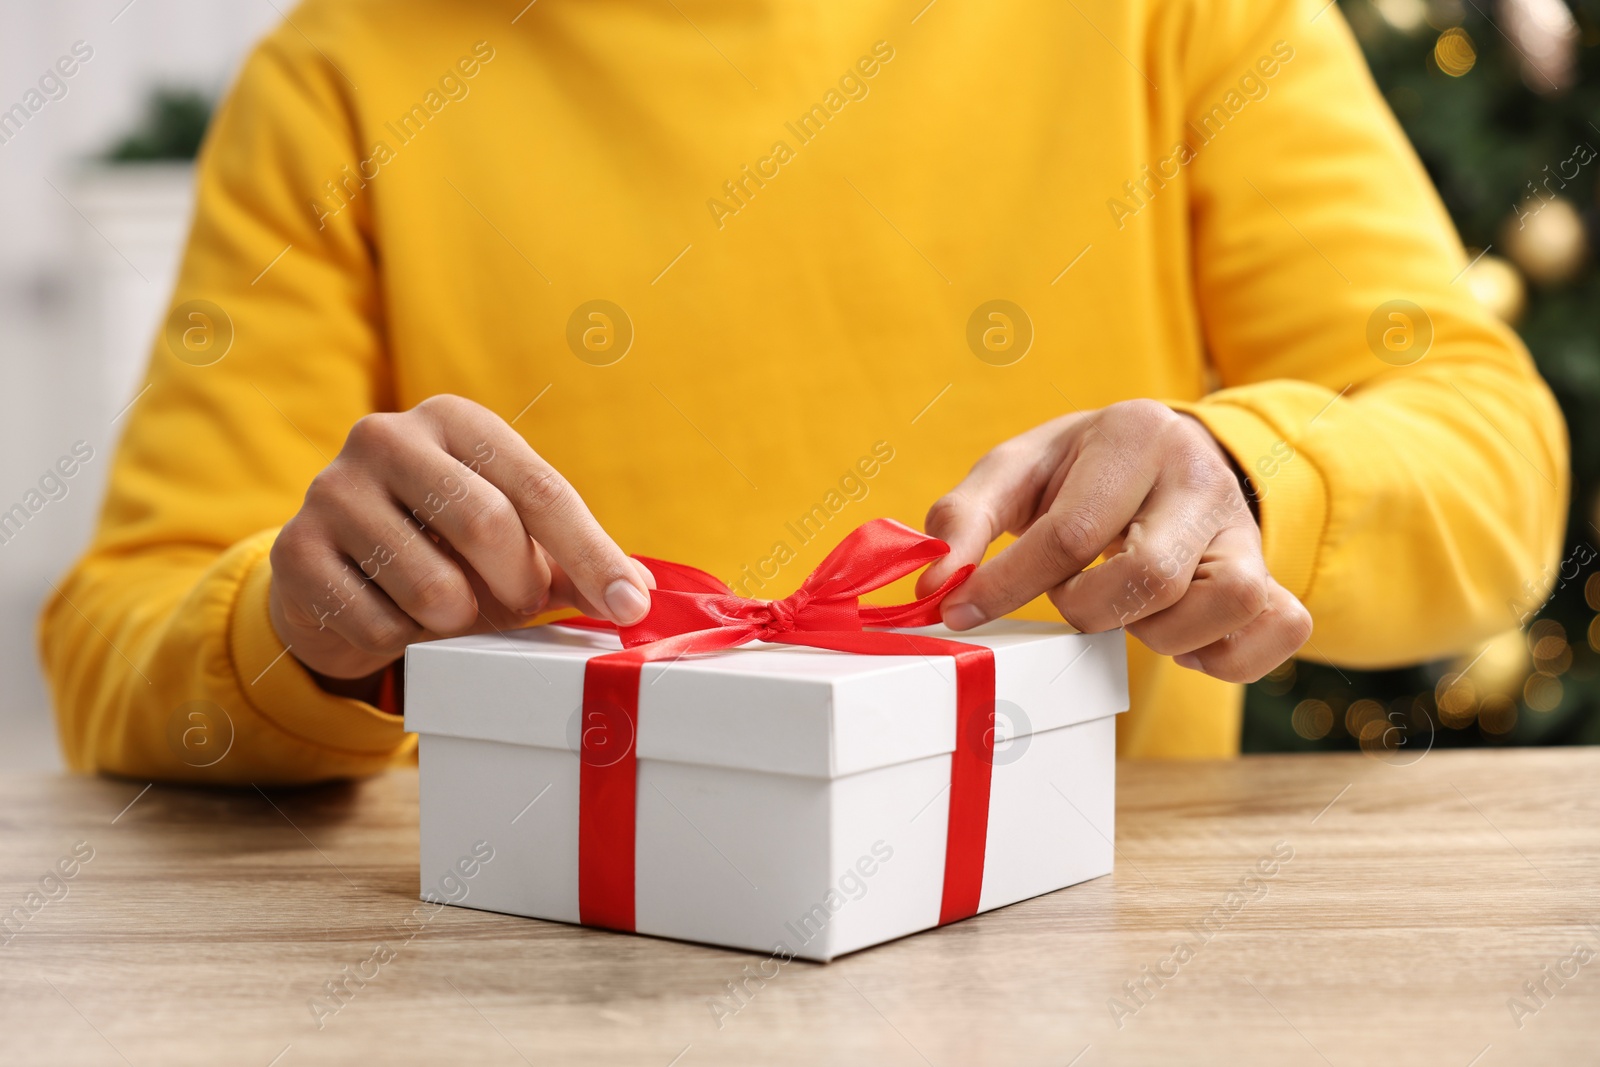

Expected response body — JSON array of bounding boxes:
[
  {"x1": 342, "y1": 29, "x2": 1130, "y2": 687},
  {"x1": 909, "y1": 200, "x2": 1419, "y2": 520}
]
[{"x1": 2, "y1": 749, "x2": 1597, "y2": 1067}]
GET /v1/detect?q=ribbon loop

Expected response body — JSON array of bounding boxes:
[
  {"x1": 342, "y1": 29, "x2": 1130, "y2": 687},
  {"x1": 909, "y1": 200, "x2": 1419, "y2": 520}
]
[{"x1": 616, "y1": 518, "x2": 952, "y2": 648}]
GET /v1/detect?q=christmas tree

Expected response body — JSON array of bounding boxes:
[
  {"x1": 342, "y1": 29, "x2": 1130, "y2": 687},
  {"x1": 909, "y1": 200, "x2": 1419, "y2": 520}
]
[{"x1": 1244, "y1": 0, "x2": 1600, "y2": 755}]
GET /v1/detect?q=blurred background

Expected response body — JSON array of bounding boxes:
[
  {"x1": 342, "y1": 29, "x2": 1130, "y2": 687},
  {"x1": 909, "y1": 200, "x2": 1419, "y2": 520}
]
[
  {"x1": 1243, "y1": 0, "x2": 1600, "y2": 757},
  {"x1": 0, "y1": 0, "x2": 1595, "y2": 770},
  {"x1": 0, "y1": 3, "x2": 279, "y2": 769}
]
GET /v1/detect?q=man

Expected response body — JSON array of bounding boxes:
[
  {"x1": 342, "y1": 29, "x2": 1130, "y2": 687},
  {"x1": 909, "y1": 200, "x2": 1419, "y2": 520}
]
[{"x1": 41, "y1": 0, "x2": 1566, "y2": 782}]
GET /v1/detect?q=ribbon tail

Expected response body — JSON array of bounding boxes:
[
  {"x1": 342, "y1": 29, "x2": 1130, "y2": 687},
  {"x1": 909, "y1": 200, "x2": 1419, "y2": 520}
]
[
  {"x1": 578, "y1": 625, "x2": 759, "y2": 930},
  {"x1": 769, "y1": 629, "x2": 995, "y2": 924},
  {"x1": 858, "y1": 563, "x2": 976, "y2": 629},
  {"x1": 551, "y1": 615, "x2": 617, "y2": 633}
]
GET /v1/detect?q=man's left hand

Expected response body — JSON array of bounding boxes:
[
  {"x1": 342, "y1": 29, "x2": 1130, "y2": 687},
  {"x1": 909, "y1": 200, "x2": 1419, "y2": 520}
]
[{"x1": 917, "y1": 400, "x2": 1312, "y2": 683}]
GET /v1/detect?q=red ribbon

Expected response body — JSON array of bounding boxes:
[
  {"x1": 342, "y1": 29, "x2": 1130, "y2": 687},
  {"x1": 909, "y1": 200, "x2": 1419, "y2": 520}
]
[{"x1": 560, "y1": 518, "x2": 995, "y2": 932}]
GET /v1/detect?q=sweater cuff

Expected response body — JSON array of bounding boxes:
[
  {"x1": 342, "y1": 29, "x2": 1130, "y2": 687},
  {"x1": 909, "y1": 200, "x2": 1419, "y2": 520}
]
[
  {"x1": 229, "y1": 530, "x2": 410, "y2": 757},
  {"x1": 1165, "y1": 396, "x2": 1328, "y2": 601}
]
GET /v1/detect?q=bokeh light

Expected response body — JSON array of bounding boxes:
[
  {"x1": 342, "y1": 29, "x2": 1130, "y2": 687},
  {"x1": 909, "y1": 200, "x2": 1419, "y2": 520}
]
[
  {"x1": 1292, "y1": 699, "x2": 1334, "y2": 740},
  {"x1": 1433, "y1": 27, "x2": 1477, "y2": 77}
]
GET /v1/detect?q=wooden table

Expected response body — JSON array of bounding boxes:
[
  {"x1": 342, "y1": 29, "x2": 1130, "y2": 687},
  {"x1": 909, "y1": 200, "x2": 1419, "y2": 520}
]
[{"x1": 2, "y1": 749, "x2": 1597, "y2": 1066}]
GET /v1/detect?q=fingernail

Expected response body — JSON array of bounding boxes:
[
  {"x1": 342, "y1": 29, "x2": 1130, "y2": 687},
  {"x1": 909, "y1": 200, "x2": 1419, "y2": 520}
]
[
  {"x1": 1173, "y1": 653, "x2": 1202, "y2": 671},
  {"x1": 943, "y1": 603, "x2": 986, "y2": 631},
  {"x1": 605, "y1": 579, "x2": 651, "y2": 624}
]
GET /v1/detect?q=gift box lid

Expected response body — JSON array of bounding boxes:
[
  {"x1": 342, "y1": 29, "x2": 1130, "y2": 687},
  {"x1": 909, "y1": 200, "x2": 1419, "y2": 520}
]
[{"x1": 404, "y1": 620, "x2": 1127, "y2": 779}]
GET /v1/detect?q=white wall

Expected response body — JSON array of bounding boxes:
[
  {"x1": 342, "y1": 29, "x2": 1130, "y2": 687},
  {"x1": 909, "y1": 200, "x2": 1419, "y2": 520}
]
[{"x1": 0, "y1": 1, "x2": 282, "y2": 769}]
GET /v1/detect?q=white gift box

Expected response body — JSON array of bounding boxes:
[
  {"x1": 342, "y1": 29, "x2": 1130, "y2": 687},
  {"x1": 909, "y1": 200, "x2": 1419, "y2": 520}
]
[{"x1": 405, "y1": 620, "x2": 1128, "y2": 961}]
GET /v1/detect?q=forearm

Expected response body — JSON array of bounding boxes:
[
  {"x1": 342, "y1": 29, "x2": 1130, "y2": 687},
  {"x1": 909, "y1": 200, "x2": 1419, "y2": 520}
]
[
  {"x1": 41, "y1": 533, "x2": 412, "y2": 785},
  {"x1": 1176, "y1": 353, "x2": 1568, "y2": 667}
]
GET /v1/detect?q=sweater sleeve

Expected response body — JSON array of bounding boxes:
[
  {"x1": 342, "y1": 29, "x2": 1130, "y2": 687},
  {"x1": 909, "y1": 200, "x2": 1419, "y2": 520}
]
[
  {"x1": 38, "y1": 18, "x2": 413, "y2": 784},
  {"x1": 1166, "y1": 0, "x2": 1568, "y2": 667}
]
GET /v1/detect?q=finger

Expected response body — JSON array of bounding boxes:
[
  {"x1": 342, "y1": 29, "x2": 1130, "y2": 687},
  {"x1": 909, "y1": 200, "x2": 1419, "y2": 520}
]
[
  {"x1": 1122, "y1": 526, "x2": 1272, "y2": 655},
  {"x1": 918, "y1": 488, "x2": 1001, "y2": 598},
  {"x1": 1171, "y1": 581, "x2": 1312, "y2": 683},
  {"x1": 278, "y1": 536, "x2": 425, "y2": 666},
  {"x1": 918, "y1": 418, "x2": 1079, "y2": 596},
  {"x1": 940, "y1": 434, "x2": 1156, "y2": 630},
  {"x1": 420, "y1": 397, "x2": 651, "y2": 625},
  {"x1": 445, "y1": 539, "x2": 605, "y2": 631},
  {"x1": 449, "y1": 545, "x2": 657, "y2": 632},
  {"x1": 1053, "y1": 464, "x2": 1251, "y2": 633},
  {"x1": 542, "y1": 554, "x2": 657, "y2": 623},
  {"x1": 416, "y1": 538, "x2": 550, "y2": 635},
  {"x1": 453, "y1": 549, "x2": 537, "y2": 632},
  {"x1": 330, "y1": 499, "x2": 487, "y2": 636},
  {"x1": 347, "y1": 417, "x2": 552, "y2": 618}
]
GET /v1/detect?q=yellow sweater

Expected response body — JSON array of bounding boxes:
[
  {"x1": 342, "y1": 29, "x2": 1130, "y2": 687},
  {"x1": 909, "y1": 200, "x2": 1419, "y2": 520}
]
[{"x1": 41, "y1": 0, "x2": 1567, "y2": 783}]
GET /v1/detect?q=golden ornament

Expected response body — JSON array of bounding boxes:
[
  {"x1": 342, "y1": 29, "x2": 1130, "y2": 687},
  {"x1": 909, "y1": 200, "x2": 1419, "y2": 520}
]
[
  {"x1": 1463, "y1": 252, "x2": 1526, "y2": 323},
  {"x1": 1376, "y1": 0, "x2": 1429, "y2": 32},
  {"x1": 1501, "y1": 196, "x2": 1588, "y2": 284},
  {"x1": 1433, "y1": 27, "x2": 1478, "y2": 76},
  {"x1": 1453, "y1": 629, "x2": 1529, "y2": 701}
]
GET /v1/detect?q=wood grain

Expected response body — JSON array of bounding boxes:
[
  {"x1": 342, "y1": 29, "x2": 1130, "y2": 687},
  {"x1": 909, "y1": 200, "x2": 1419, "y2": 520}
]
[{"x1": 1, "y1": 749, "x2": 1597, "y2": 1066}]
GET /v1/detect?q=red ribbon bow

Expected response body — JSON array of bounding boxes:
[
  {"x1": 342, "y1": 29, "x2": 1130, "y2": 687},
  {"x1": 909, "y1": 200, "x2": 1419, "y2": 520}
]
[{"x1": 562, "y1": 518, "x2": 996, "y2": 931}]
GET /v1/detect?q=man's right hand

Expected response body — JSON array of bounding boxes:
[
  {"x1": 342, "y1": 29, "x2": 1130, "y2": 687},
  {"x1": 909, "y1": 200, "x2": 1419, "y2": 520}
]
[{"x1": 268, "y1": 394, "x2": 653, "y2": 685}]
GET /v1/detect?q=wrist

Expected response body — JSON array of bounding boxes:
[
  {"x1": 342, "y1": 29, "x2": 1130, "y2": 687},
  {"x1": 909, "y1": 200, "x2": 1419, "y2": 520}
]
[
  {"x1": 306, "y1": 664, "x2": 391, "y2": 705},
  {"x1": 1175, "y1": 411, "x2": 1261, "y2": 526}
]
